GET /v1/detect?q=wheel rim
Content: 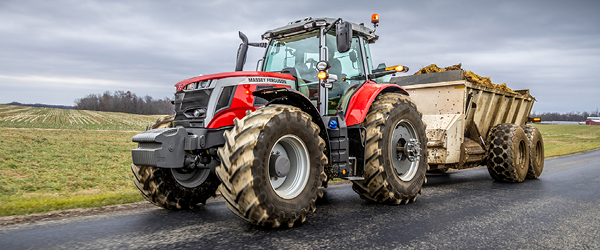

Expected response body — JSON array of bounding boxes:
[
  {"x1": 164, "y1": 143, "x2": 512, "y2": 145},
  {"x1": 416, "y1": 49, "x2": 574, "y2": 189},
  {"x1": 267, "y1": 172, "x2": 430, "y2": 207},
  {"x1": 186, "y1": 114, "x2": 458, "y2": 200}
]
[
  {"x1": 390, "y1": 119, "x2": 421, "y2": 182},
  {"x1": 171, "y1": 167, "x2": 210, "y2": 188},
  {"x1": 268, "y1": 134, "x2": 310, "y2": 199}
]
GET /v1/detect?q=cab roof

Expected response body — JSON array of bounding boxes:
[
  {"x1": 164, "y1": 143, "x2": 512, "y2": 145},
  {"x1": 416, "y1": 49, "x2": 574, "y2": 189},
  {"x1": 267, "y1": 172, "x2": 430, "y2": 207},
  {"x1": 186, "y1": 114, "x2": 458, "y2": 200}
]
[{"x1": 262, "y1": 17, "x2": 378, "y2": 43}]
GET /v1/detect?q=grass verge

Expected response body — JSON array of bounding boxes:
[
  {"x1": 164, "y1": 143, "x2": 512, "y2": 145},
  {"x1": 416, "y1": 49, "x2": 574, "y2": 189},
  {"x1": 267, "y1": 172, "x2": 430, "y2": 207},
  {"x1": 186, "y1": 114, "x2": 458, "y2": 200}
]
[
  {"x1": 534, "y1": 124, "x2": 600, "y2": 157},
  {"x1": 0, "y1": 191, "x2": 142, "y2": 216},
  {"x1": 0, "y1": 128, "x2": 147, "y2": 216}
]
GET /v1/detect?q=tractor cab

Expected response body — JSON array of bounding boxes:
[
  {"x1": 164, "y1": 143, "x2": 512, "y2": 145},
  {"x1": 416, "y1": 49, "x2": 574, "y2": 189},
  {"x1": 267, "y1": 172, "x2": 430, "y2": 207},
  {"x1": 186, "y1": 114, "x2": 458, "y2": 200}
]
[
  {"x1": 261, "y1": 17, "x2": 375, "y2": 115},
  {"x1": 236, "y1": 16, "x2": 406, "y2": 116}
]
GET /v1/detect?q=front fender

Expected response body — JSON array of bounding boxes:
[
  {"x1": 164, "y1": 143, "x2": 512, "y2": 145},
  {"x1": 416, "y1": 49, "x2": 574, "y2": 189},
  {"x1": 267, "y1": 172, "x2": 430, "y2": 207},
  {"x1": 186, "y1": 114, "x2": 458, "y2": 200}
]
[
  {"x1": 253, "y1": 88, "x2": 326, "y2": 134},
  {"x1": 253, "y1": 87, "x2": 331, "y2": 167},
  {"x1": 345, "y1": 81, "x2": 409, "y2": 126}
]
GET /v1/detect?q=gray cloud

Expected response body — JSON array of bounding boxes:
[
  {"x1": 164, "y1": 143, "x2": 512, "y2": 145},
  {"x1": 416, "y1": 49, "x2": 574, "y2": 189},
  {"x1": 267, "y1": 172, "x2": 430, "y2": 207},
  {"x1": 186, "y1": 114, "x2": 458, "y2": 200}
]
[{"x1": 0, "y1": 0, "x2": 598, "y2": 112}]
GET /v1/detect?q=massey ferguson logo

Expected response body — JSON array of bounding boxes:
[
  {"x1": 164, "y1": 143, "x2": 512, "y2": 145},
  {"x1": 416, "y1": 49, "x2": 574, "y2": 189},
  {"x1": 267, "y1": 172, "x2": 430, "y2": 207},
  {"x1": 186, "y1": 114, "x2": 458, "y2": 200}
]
[{"x1": 248, "y1": 77, "x2": 287, "y2": 84}]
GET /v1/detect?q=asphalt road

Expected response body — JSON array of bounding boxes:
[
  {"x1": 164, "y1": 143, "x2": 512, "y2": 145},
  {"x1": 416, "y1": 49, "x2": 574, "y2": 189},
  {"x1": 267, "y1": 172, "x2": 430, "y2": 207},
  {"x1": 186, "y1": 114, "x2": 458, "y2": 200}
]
[{"x1": 2, "y1": 150, "x2": 599, "y2": 249}]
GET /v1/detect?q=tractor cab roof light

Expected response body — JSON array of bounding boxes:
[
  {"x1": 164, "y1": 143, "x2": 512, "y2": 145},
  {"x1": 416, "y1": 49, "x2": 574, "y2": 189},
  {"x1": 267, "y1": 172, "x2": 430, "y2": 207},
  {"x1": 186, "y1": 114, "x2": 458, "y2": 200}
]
[
  {"x1": 371, "y1": 14, "x2": 379, "y2": 24},
  {"x1": 315, "y1": 20, "x2": 327, "y2": 26},
  {"x1": 371, "y1": 13, "x2": 379, "y2": 31}
]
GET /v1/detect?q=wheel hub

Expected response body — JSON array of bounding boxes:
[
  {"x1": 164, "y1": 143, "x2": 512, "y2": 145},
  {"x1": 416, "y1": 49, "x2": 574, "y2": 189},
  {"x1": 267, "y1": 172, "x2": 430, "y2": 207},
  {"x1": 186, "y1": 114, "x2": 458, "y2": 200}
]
[
  {"x1": 404, "y1": 139, "x2": 421, "y2": 162},
  {"x1": 269, "y1": 153, "x2": 291, "y2": 178},
  {"x1": 390, "y1": 119, "x2": 420, "y2": 182},
  {"x1": 171, "y1": 166, "x2": 210, "y2": 188}
]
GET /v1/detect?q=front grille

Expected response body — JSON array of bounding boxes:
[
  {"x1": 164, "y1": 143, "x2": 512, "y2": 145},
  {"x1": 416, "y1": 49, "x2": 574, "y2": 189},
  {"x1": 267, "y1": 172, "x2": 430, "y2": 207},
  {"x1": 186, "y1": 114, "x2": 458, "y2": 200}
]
[{"x1": 174, "y1": 89, "x2": 212, "y2": 127}]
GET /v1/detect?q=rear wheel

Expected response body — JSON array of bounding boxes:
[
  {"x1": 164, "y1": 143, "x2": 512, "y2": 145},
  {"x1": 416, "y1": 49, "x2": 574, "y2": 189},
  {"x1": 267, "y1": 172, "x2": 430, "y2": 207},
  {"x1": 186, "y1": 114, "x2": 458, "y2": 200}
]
[
  {"x1": 216, "y1": 105, "x2": 327, "y2": 228},
  {"x1": 522, "y1": 125, "x2": 544, "y2": 179},
  {"x1": 351, "y1": 93, "x2": 428, "y2": 204},
  {"x1": 486, "y1": 123, "x2": 529, "y2": 182},
  {"x1": 131, "y1": 115, "x2": 220, "y2": 210}
]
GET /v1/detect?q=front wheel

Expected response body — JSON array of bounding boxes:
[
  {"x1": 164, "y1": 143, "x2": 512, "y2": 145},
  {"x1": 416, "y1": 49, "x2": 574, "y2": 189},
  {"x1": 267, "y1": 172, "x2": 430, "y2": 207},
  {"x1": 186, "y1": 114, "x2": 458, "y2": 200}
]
[
  {"x1": 351, "y1": 93, "x2": 428, "y2": 204},
  {"x1": 132, "y1": 115, "x2": 220, "y2": 210},
  {"x1": 216, "y1": 105, "x2": 327, "y2": 228}
]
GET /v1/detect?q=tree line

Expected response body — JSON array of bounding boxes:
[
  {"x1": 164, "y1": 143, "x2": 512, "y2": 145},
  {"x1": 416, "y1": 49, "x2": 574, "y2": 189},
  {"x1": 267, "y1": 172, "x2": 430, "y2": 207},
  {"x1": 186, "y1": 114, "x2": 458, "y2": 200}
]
[
  {"x1": 5, "y1": 102, "x2": 73, "y2": 110},
  {"x1": 531, "y1": 111, "x2": 600, "y2": 121},
  {"x1": 74, "y1": 91, "x2": 173, "y2": 115}
]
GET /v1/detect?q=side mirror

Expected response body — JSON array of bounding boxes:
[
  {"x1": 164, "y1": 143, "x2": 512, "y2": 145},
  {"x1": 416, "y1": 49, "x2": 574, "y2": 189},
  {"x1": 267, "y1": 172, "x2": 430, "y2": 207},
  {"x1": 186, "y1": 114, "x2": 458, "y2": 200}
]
[{"x1": 336, "y1": 21, "x2": 352, "y2": 53}]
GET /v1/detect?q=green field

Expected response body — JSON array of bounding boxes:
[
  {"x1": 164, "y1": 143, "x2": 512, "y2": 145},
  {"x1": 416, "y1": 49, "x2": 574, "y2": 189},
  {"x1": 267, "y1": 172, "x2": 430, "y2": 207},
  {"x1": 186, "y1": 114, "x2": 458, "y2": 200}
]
[
  {"x1": 534, "y1": 124, "x2": 600, "y2": 157},
  {"x1": 0, "y1": 105, "x2": 161, "y2": 131},
  {"x1": 0, "y1": 105, "x2": 162, "y2": 216},
  {"x1": 1, "y1": 104, "x2": 600, "y2": 217}
]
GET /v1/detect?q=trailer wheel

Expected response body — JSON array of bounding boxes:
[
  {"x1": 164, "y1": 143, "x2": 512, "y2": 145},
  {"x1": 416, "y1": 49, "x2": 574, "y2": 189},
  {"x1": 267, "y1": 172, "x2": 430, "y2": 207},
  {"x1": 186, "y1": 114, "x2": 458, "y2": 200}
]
[
  {"x1": 131, "y1": 115, "x2": 220, "y2": 210},
  {"x1": 486, "y1": 123, "x2": 530, "y2": 182},
  {"x1": 522, "y1": 125, "x2": 544, "y2": 179},
  {"x1": 216, "y1": 105, "x2": 327, "y2": 228},
  {"x1": 351, "y1": 93, "x2": 428, "y2": 204}
]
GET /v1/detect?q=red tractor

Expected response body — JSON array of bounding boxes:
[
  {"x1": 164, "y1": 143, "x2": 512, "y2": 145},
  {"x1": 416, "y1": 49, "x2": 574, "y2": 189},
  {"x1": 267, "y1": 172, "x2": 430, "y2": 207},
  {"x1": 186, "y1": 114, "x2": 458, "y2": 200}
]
[{"x1": 131, "y1": 15, "x2": 428, "y2": 228}]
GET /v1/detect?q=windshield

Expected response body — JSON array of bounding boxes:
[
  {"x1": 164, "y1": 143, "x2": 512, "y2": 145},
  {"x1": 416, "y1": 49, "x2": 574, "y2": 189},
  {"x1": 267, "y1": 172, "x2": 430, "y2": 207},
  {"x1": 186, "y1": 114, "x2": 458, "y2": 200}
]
[
  {"x1": 263, "y1": 31, "x2": 367, "y2": 114},
  {"x1": 263, "y1": 31, "x2": 320, "y2": 83}
]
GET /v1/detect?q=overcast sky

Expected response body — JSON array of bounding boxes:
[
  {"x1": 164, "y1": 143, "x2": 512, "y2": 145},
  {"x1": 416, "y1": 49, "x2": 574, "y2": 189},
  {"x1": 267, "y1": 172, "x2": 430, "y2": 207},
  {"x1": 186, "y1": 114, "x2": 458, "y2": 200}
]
[{"x1": 1, "y1": 0, "x2": 598, "y2": 113}]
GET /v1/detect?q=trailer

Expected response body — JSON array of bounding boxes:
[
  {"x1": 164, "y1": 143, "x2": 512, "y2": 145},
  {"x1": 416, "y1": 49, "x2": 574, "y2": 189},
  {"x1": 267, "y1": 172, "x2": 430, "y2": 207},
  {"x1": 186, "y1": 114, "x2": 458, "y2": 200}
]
[{"x1": 391, "y1": 70, "x2": 544, "y2": 182}]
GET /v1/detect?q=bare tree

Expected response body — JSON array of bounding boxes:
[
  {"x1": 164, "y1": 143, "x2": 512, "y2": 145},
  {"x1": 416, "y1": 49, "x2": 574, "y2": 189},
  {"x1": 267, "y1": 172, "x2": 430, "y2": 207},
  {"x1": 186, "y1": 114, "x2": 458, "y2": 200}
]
[
  {"x1": 531, "y1": 110, "x2": 600, "y2": 121},
  {"x1": 74, "y1": 91, "x2": 173, "y2": 115}
]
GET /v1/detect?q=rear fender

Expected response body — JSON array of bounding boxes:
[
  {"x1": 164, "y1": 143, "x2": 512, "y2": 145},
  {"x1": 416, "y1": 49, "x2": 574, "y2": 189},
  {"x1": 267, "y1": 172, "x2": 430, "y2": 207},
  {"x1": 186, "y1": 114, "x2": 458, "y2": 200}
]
[{"x1": 345, "y1": 81, "x2": 409, "y2": 126}]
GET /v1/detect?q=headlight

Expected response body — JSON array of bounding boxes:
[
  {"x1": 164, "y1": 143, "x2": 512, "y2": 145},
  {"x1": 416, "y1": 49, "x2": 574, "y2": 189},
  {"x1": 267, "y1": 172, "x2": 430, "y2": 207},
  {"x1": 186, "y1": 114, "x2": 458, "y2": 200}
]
[
  {"x1": 199, "y1": 80, "x2": 210, "y2": 88},
  {"x1": 193, "y1": 108, "x2": 206, "y2": 118},
  {"x1": 316, "y1": 60, "x2": 329, "y2": 71},
  {"x1": 184, "y1": 83, "x2": 195, "y2": 91}
]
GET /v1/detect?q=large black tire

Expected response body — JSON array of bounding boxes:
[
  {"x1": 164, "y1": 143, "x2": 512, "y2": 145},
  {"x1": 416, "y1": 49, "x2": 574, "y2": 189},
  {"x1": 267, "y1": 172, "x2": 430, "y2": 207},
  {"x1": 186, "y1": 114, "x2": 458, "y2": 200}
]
[
  {"x1": 131, "y1": 115, "x2": 220, "y2": 210},
  {"x1": 216, "y1": 105, "x2": 327, "y2": 228},
  {"x1": 486, "y1": 123, "x2": 530, "y2": 182},
  {"x1": 351, "y1": 93, "x2": 428, "y2": 204},
  {"x1": 522, "y1": 125, "x2": 544, "y2": 179}
]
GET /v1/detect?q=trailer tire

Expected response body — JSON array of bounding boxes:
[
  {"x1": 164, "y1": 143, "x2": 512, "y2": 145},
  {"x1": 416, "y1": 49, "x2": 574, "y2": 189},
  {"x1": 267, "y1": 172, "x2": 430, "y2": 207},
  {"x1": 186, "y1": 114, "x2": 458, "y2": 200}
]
[
  {"x1": 131, "y1": 115, "x2": 220, "y2": 210},
  {"x1": 486, "y1": 123, "x2": 530, "y2": 182},
  {"x1": 351, "y1": 93, "x2": 428, "y2": 204},
  {"x1": 522, "y1": 125, "x2": 544, "y2": 179},
  {"x1": 216, "y1": 105, "x2": 327, "y2": 228}
]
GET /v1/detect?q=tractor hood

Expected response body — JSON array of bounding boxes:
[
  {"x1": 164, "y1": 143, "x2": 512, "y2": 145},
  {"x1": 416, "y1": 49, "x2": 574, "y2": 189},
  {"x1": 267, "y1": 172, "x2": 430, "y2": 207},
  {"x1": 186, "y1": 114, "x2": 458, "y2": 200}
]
[{"x1": 175, "y1": 71, "x2": 295, "y2": 91}]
